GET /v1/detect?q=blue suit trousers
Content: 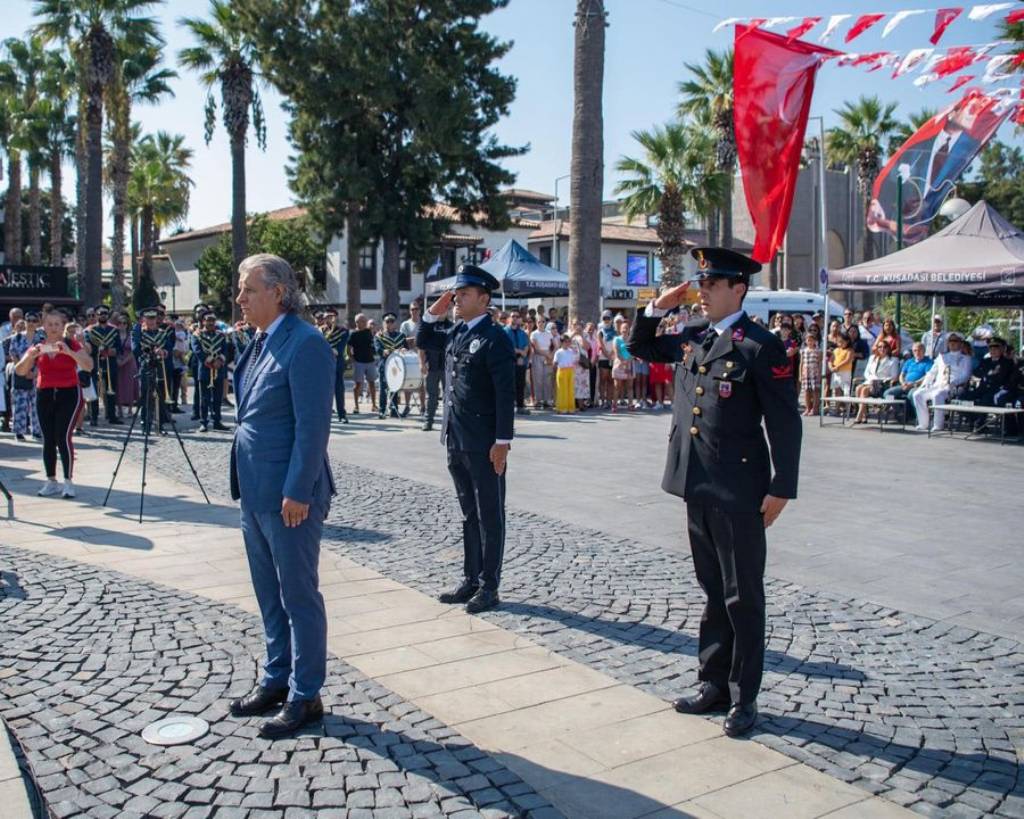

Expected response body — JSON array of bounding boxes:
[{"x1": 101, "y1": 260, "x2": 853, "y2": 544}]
[{"x1": 240, "y1": 502, "x2": 328, "y2": 701}]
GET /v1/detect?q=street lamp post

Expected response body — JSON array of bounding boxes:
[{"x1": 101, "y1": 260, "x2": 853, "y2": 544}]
[{"x1": 552, "y1": 173, "x2": 570, "y2": 271}]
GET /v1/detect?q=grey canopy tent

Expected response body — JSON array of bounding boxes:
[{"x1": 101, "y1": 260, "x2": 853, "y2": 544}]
[
  {"x1": 424, "y1": 240, "x2": 568, "y2": 298},
  {"x1": 829, "y1": 201, "x2": 1024, "y2": 303}
]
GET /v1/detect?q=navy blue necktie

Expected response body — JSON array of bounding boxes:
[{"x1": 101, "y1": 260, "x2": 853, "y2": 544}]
[{"x1": 244, "y1": 332, "x2": 267, "y2": 392}]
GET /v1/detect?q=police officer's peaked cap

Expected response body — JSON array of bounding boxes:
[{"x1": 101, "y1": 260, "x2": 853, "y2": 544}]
[
  {"x1": 141, "y1": 308, "x2": 160, "y2": 318},
  {"x1": 382, "y1": 312, "x2": 397, "y2": 321},
  {"x1": 690, "y1": 247, "x2": 761, "y2": 282},
  {"x1": 322, "y1": 307, "x2": 337, "y2": 317},
  {"x1": 453, "y1": 264, "x2": 500, "y2": 293},
  {"x1": 989, "y1": 336, "x2": 1007, "y2": 347}
]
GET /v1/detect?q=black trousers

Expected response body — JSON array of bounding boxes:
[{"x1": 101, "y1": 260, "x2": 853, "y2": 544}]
[
  {"x1": 140, "y1": 374, "x2": 170, "y2": 430},
  {"x1": 513, "y1": 364, "x2": 528, "y2": 409},
  {"x1": 686, "y1": 502, "x2": 766, "y2": 705},
  {"x1": 334, "y1": 358, "x2": 347, "y2": 419},
  {"x1": 198, "y1": 369, "x2": 225, "y2": 423},
  {"x1": 37, "y1": 386, "x2": 81, "y2": 480},
  {"x1": 447, "y1": 448, "x2": 506, "y2": 592},
  {"x1": 425, "y1": 367, "x2": 442, "y2": 424},
  {"x1": 89, "y1": 358, "x2": 119, "y2": 422}
]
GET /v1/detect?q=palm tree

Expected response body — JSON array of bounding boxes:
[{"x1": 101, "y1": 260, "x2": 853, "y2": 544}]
[
  {"x1": 826, "y1": 95, "x2": 900, "y2": 262},
  {"x1": 33, "y1": 0, "x2": 161, "y2": 306},
  {"x1": 678, "y1": 48, "x2": 735, "y2": 249},
  {"x1": 127, "y1": 130, "x2": 192, "y2": 308},
  {"x1": 614, "y1": 122, "x2": 727, "y2": 286},
  {"x1": 106, "y1": 38, "x2": 175, "y2": 309},
  {"x1": 0, "y1": 54, "x2": 25, "y2": 265},
  {"x1": 568, "y1": 0, "x2": 606, "y2": 324},
  {"x1": 38, "y1": 49, "x2": 76, "y2": 266},
  {"x1": 179, "y1": 0, "x2": 266, "y2": 321}
]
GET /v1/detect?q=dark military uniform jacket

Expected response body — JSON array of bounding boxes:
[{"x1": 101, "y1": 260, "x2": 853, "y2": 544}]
[
  {"x1": 971, "y1": 356, "x2": 1015, "y2": 395},
  {"x1": 416, "y1": 314, "x2": 515, "y2": 453},
  {"x1": 628, "y1": 311, "x2": 802, "y2": 512}
]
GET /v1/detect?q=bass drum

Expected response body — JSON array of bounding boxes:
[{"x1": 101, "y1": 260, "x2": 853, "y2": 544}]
[{"x1": 385, "y1": 351, "x2": 423, "y2": 392}]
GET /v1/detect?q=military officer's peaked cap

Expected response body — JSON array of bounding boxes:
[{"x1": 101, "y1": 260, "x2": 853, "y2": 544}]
[
  {"x1": 95, "y1": 306, "x2": 110, "y2": 315},
  {"x1": 382, "y1": 312, "x2": 397, "y2": 321},
  {"x1": 322, "y1": 307, "x2": 337, "y2": 316},
  {"x1": 141, "y1": 308, "x2": 160, "y2": 318},
  {"x1": 690, "y1": 247, "x2": 761, "y2": 282},
  {"x1": 453, "y1": 263, "x2": 500, "y2": 293}
]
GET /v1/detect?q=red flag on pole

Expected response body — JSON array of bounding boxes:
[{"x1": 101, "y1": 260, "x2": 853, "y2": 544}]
[
  {"x1": 733, "y1": 26, "x2": 839, "y2": 263},
  {"x1": 846, "y1": 13, "x2": 886, "y2": 42},
  {"x1": 931, "y1": 8, "x2": 964, "y2": 44}
]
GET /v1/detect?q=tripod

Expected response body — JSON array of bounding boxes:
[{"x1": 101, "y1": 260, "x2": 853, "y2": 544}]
[{"x1": 104, "y1": 358, "x2": 210, "y2": 522}]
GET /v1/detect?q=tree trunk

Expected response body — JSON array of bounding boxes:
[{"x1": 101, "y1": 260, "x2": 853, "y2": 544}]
[
  {"x1": 5, "y1": 153, "x2": 22, "y2": 265},
  {"x1": 861, "y1": 193, "x2": 874, "y2": 262},
  {"x1": 230, "y1": 132, "x2": 247, "y2": 322},
  {"x1": 381, "y1": 234, "x2": 400, "y2": 317},
  {"x1": 109, "y1": 142, "x2": 129, "y2": 311},
  {"x1": 130, "y1": 214, "x2": 139, "y2": 292},
  {"x1": 345, "y1": 210, "x2": 362, "y2": 321},
  {"x1": 84, "y1": 89, "x2": 104, "y2": 307},
  {"x1": 74, "y1": 118, "x2": 87, "y2": 289},
  {"x1": 706, "y1": 208, "x2": 719, "y2": 246},
  {"x1": 49, "y1": 148, "x2": 63, "y2": 266},
  {"x1": 28, "y1": 161, "x2": 41, "y2": 265},
  {"x1": 568, "y1": 0, "x2": 606, "y2": 324},
  {"x1": 720, "y1": 172, "x2": 733, "y2": 249}
]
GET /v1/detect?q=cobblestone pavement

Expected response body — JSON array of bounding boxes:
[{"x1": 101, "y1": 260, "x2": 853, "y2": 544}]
[
  {"x1": 0, "y1": 545, "x2": 559, "y2": 819},
  {"x1": 85, "y1": 429, "x2": 1024, "y2": 819}
]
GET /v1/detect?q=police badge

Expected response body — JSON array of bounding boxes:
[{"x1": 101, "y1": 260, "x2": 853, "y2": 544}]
[{"x1": 469, "y1": 339, "x2": 481, "y2": 354}]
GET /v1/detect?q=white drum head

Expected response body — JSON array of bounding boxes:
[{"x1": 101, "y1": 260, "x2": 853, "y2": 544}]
[{"x1": 386, "y1": 353, "x2": 407, "y2": 392}]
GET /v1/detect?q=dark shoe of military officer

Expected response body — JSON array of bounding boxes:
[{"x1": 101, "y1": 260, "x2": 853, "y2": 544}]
[
  {"x1": 229, "y1": 684, "x2": 287, "y2": 717},
  {"x1": 629, "y1": 248, "x2": 802, "y2": 741},
  {"x1": 258, "y1": 696, "x2": 324, "y2": 740}
]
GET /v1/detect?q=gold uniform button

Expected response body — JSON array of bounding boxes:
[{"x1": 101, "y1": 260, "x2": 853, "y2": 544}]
[
  {"x1": 726, "y1": 361, "x2": 735, "y2": 369},
  {"x1": 695, "y1": 386, "x2": 704, "y2": 396},
  {"x1": 689, "y1": 426, "x2": 699, "y2": 436},
  {"x1": 741, "y1": 457, "x2": 748, "y2": 463},
  {"x1": 698, "y1": 365, "x2": 707, "y2": 374},
  {"x1": 692, "y1": 406, "x2": 701, "y2": 416}
]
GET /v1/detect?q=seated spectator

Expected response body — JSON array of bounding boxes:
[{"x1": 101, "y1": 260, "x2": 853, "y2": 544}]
[
  {"x1": 912, "y1": 332, "x2": 973, "y2": 432},
  {"x1": 883, "y1": 342, "x2": 932, "y2": 424},
  {"x1": 965, "y1": 336, "x2": 1016, "y2": 409},
  {"x1": 829, "y1": 332, "x2": 854, "y2": 397},
  {"x1": 853, "y1": 340, "x2": 899, "y2": 423},
  {"x1": 877, "y1": 317, "x2": 901, "y2": 358},
  {"x1": 799, "y1": 333, "x2": 823, "y2": 416}
]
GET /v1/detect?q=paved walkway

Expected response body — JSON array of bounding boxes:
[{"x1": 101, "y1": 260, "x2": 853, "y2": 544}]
[
  {"x1": 0, "y1": 436, "x2": 913, "y2": 819},
  {"x1": 0, "y1": 721, "x2": 33, "y2": 819}
]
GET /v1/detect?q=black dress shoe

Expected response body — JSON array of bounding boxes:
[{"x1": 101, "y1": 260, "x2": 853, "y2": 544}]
[
  {"x1": 190, "y1": 413, "x2": 200, "y2": 421},
  {"x1": 672, "y1": 682, "x2": 730, "y2": 715},
  {"x1": 109, "y1": 417, "x2": 124, "y2": 424},
  {"x1": 438, "y1": 581, "x2": 478, "y2": 605},
  {"x1": 229, "y1": 684, "x2": 288, "y2": 717},
  {"x1": 259, "y1": 696, "x2": 324, "y2": 739},
  {"x1": 723, "y1": 702, "x2": 758, "y2": 737},
  {"x1": 212, "y1": 422, "x2": 230, "y2": 431},
  {"x1": 465, "y1": 588, "x2": 500, "y2": 614},
  {"x1": 422, "y1": 421, "x2": 434, "y2": 432}
]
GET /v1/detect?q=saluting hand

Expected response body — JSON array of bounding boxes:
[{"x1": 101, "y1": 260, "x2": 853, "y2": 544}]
[
  {"x1": 489, "y1": 443, "x2": 509, "y2": 476},
  {"x1": 653, "y1": 281, "x2": 691, "y2": 311},
  {"x1": 428, "y1": 291, "x2": 454, "y2": 317}
]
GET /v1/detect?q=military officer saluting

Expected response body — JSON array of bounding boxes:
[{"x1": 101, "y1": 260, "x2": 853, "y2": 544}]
[
  {"x1": 191, "y1": 311, "x2": 232, "y2": 432},
  {"x1": 627, "y1": 247, "x2": 802, "y2": 738},
  {"x1": 87, "y1": 306, "x2": 123, "y2": 425},
  {"x1": 418, "y1": 265, "x2": 515, "y2": 614},
  {"x1": 321, "y1": 308, "x2": 350, "y2": 424}
]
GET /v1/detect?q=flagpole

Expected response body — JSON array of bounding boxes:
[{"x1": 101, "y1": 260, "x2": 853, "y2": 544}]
[{"x1": 895, "y1": 175, "x2": 904, "y2": 330}]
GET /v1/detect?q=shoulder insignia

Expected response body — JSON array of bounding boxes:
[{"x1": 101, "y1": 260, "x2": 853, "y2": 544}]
[
  {"x1": 731, "y1": 327, "x2": 745, "y2": 342},
  {"x1": 771, "y1": 362, "x2": 794, "y2": 379}
]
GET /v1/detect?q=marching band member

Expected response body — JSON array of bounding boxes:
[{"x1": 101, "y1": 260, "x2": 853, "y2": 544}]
[
  {"x1": 320, "y1": 308, "x2": 350, "y2": 424},
  {"x1": 191, "y1": 312, "x2": 233, "y2": 432},
  {"x1": 86, "y1": 306, "x2": 123, "y2": 425}
]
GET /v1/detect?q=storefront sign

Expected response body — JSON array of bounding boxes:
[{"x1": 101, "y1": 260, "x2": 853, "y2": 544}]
[{"x1": 0, "y1": 265, "x2": 70, "y2": 299}]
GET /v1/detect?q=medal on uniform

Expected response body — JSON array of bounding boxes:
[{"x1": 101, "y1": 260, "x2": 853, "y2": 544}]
[
  {"x1": 718, "y1": 380, "x2": 733, "y2": 398},
  {"x1": 469, "y1": 339, "x2": 481, "y2": 353}
]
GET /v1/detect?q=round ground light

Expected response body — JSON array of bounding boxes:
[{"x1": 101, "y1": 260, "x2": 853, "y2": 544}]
[{"x1": 141, "y1": 716, "x2": 210, "y2": 746}]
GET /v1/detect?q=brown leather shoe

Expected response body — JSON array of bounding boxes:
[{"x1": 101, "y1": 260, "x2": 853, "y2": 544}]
[{"x1": 229, "y1": 684, "x2": 288, "y2": 717}]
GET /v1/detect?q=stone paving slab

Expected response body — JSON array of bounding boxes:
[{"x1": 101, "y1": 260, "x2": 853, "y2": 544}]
[
  {"x1": 0, "y1": 721, "x2": 34, "y2": 819},
  {"x1": 49, "y1": 425, "x2": 1024, "y2": 819},
  {"x1": 0, "y1": 438, "x2": 917, "y2": 818}
]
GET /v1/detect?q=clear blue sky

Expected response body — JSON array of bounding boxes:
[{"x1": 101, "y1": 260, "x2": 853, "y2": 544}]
[{"x1": 7, "y1": 0, "x2": 1020, "y2": 237}]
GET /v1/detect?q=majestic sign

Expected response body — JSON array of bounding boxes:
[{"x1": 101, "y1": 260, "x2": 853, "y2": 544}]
[{"x1": 0, "y1": 265, "x2": 70, "y2": 299}]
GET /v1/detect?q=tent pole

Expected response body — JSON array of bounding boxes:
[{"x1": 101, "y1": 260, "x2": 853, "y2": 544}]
[
  {"x1": 895, "y1": 175, "x2": 903, "y2": 331},
  {"x1": 819, "y1": 282, "x2": 830, "y2": 428}
]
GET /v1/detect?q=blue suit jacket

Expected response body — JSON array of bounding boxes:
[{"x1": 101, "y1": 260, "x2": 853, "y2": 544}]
[{"x1": 230, "y1": 313, "x2": 336, "y2": 513}]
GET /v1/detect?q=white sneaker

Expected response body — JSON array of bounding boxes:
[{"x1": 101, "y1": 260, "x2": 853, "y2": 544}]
[
  {"x1": 61, "y1": 480, "x2": 76, "y2": 499},
  {"x1": 37, "y1": 480, "x2": 61, "y2": 497}
]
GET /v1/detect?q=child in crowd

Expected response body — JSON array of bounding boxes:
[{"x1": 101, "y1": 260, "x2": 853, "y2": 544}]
[
  {"x1": 799, "y1": 333, "x2": 823, "y2": 416},
  {"x1": 553, "y1": 334, "x2": 578, "y2": 414},
  {"x1": 830, "y1": 332, "x2": 854, "y2": 397}
]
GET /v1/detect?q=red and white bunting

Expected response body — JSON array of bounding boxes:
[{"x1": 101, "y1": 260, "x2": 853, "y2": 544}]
[
  {"x1": 967, "y1": 3, "x2": 1014, "y2": 21},
  {"x1": 947, "y1": 74, "x2": 976, "y2": 92},
  {"x1": 930, "y1": 8, "x2": 965, "y2": 44},
  {"x1": 882, "y1": 9, "x2": 926, "y2": 37},
  {"x1": 893, "y1": 47, "x2": 935, "y2": 77},
  {"x1": 818, "y1": 14, "x2": 851, "y2": 43},
  {"x1": 846, "y1": 13, "x2": 886, "y2": 42},
  {"x1": 1007, "y1": 9, "x2": 1024, "y2": 25},
  {"x1": 786, "y1": 16, "x2": 822, "y2": 41}
]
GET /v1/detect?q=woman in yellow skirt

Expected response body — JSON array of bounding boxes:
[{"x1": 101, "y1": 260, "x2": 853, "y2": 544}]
[{"x1": 553, "y1": 334, "x2": 577, "y2": 413}]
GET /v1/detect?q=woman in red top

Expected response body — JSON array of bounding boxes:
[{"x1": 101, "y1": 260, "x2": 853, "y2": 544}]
[
  {"x1": 15, "y1": 310, "x2": 93, "y2": 498},
  {"x1": 878, "y1": 317, "x2": 901, "y2": 358}
]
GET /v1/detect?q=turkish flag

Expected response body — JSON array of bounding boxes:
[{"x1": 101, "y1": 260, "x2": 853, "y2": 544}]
[
  {"x1": 733, "y1": 25, "x2": 839, "y2": 262},
  {"x1": 931, "y1": 8, "x2": 963, "y2": 45},
  {"x1": 785, "y1": 16, "x2": 821, "y2": 42},
  {"x1": 845, "y1": 13, "x2": 886, "y2": 42}
]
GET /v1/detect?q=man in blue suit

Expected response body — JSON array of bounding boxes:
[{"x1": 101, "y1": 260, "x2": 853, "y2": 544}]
[{"x1": 228, "y1": 253, "x2": 336, "y2": 739}]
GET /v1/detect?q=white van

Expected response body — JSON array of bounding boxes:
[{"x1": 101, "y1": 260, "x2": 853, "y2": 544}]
[{"x1": 742, "y1": 288, "x2": 846, "y2": 324}]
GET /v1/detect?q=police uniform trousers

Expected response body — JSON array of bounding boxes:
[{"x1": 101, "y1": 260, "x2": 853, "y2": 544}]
[
  {"x1": 686, "y1": 502, "x2": 766, "y2": 705},
  {"x1": 198, "y1": 367, "x2": 225, "y2": 423},
  {"x1": 447, "y1": 447, "x2": 506, "y2": 592},
  {"x1": 333, "y1": 357, "x2": 347, "y2": 420}
]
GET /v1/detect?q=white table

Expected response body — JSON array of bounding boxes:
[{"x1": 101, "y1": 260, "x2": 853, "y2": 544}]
[
  {"x1": 929, "y1": 403, "x2": 1024, "y2": 445},
  {"x1": 820, "y1": 396, "x2": 907, "y2": 432}
]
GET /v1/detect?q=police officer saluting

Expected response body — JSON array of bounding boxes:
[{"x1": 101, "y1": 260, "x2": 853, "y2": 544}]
[
  {"x1": 627, "y1": 247, "x2": 802, "y2": 738},
  {"x1": 418, "y1": 265, "x2": 515, "y2": 614}
]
